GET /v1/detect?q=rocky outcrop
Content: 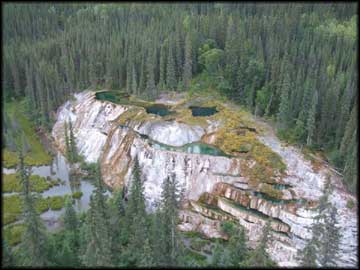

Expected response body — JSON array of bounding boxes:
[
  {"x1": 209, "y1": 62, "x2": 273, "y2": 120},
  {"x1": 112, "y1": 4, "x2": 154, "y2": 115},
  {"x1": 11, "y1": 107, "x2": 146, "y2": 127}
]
[{"x1": 52, "y1": 91, "x2": 357, "y2": 267}]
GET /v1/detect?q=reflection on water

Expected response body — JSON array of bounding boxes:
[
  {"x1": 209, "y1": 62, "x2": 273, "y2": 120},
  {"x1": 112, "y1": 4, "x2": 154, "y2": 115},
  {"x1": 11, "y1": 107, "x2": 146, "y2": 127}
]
[
  {"x1": 3, "y1": 168, "x2": 16, "y2": 174},
  {"x1": 4, "y1": 152, "x2": 111, "y2": 231}
]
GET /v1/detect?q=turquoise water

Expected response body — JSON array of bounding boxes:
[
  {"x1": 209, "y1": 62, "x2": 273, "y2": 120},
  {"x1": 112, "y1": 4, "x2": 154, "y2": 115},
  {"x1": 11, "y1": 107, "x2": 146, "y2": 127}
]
[
  {"x1": 253, "y1": 191, "x2": 305, "y2": 205},
  {"x1": 272, "y1": 183, "x2": 292, "y2": 190},
  {"x1": 149, "y1": 140, "x2": 228, "y2": 157},
  {"x1": 189, "y1": 106, "x2": 218, "y2": 117}
]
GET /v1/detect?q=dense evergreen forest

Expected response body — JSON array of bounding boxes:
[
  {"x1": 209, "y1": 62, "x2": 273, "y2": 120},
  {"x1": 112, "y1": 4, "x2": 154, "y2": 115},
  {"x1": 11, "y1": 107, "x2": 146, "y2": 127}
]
[
  {"x1": 2, "y1": 2, "x2": 358, "y2": 267},
  {"x1": 3, "y1": 3, "x2": 357, "y2": 193}
]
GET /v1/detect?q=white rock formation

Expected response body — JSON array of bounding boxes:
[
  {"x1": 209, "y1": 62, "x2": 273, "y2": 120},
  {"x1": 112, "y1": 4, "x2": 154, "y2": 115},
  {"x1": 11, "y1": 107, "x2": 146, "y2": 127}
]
[{"x1": 52, "y1": 91, "x2": 358, "y2": 267}]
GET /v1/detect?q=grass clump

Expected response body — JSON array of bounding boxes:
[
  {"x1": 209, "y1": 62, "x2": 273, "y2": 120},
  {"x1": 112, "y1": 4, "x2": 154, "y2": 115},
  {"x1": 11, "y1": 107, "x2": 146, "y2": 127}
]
[
  {"x1": 3, "y1": 174, "x2": 22, "y2": 193},
  {"x1": 346, "y1": 199, "x2": 355, "y2": 209},
  {"x1": 48, "y1": 195, "x2": 66, "y2": 210},
  {"x1": 3, "y1": 223, "x2": 26, "y2": 246},
  {"x1": 258, "y1": 183, "x2": 283, "y2": 200},
  {"x1": 3, "y1": 150, "x2": 19, "y2": 168},
  {"x1": 3, "y1": 195, "x2": 23, "y2": 225},
  {"x1": 182, "y1": 231, "x2": 205, "y2": 239},
  {"x1": 34, "y1": 196, "x2": 50, "y2": 213},
  {"x1": 3, "y1": 173, "x2": 60, "y2": 193},
  {"x1": 72, "y1": 191, "x2": 83, "y2": 199}
]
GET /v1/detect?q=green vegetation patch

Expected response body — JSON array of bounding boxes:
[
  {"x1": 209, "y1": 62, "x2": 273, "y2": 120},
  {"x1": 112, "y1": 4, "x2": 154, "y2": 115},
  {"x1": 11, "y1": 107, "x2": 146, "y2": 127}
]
[
  {"x1": 183, "y1": 248, "x2": 208, "y2": 265},
  {"x1": 3, "y1": 173, "x2": 22, "y2": 193},
  {"x1": 34, "y1": 196, "x2": 50, "y2": 213},
  {"x1": 48, "y1": 195, "x2": 67, "y2": 210},
  {"x1": 258, "y1": 183, "x2": 283, "y2": 200},
  {"x1": 3, "y1": 195, "x2": 23, "y2": 225},
  {"x1": 3, "y1": 194, "x2": 68, "y2": 225},
  {"x1": 182, "y1": 230, "x2": 205, "y2": 239},
  {"x1": 190, "y1": 238, "x2": 209, "y2": 252},
  {"x1": 3, "y1": 101, "x2": 52, "y2": 167},
  {"x1": 3, "y1": 223, "x2": 26, "y2": 246},
  {"x1": 346, "y1": 199, "x2": 355, "y2": 209},
  {"x1": 3, "y1": 173, "x2": 60, "y2": 193},
  {"x1": 72, "y1": 191, "x2": 83, "y2": 199},
  {"x1": 3, "y1": 150, "x2": 19, "y2": 168}
]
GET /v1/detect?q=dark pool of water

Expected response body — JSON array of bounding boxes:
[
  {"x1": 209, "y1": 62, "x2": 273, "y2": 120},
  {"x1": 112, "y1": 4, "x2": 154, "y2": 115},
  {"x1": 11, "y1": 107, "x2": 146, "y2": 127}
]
[
  {"x1": 189, "y1": 106, "x2": 218, "y2": 117},
  {"x1": 95, "y1": 91, "x2": 130, "y2": 104},
  {"x1": 145, "y1": 104, "x2": 174, "y2": 117}
]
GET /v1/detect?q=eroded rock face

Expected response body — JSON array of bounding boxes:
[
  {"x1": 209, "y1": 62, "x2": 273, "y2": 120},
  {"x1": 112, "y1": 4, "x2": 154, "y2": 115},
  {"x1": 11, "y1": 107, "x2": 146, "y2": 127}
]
[
  {"x1": 52, "y1": 91, "x2": 357, "y2": 267},
  {"x1": 136, "y1": 120, "x2": 205, "y2": 146}
]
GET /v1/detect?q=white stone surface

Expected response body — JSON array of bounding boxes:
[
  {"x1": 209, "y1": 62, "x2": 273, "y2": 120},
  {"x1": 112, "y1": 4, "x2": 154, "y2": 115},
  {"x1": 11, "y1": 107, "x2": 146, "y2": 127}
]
[{"x1": 52, "y1": 91, "x2": 358, "y2": 267}]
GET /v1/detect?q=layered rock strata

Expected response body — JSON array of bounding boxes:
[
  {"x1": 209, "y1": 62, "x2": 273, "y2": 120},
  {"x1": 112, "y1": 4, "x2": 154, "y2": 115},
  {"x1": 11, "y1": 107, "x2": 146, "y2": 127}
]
[{"x1": 52, "y1": 91, "x2": 357, "y2": 267}]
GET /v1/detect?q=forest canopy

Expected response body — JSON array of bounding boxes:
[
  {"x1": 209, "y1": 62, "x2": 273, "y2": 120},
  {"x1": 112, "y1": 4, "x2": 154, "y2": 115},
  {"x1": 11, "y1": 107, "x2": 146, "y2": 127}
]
[{"x1": 2, "y1": 3, "x2": 358, "y2": 192}]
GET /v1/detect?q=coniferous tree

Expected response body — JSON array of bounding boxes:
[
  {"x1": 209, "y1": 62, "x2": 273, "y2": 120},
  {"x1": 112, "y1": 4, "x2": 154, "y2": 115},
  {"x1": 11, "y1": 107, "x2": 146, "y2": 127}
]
[
  {"x1": 319, "y1": 205, "x2": 341, "y2": 267},
  {"x1": 306, "y1": 90, "x2": 318, "y2": 146},
  {"x1": 166, "y1": 37, "x2": 177, "y2": 91},
  {"x1": 145, "y1": 47, "x2": 157, "y2": 99},
  {"x1": 18, "y1": 148, "x2": 48, "y2": 267},
  {"x1": 277, "y1": 71, "x2": 291, "y2": 129},
  {"x1": 81, "y1": 162, "x2": 113, "y2": 266},
  {"x1": 158, "y1": 43, "x2": 166, "y2": 91},
  {"x1": 243, "y1": 221, "x2": 275, "y2": 267},
  {"x1": 183, "y1": 32, "x2": 192, "y2": 90},
  {"x1": 159, "y1": 173, "x2": 181, "y2": 266},
  {"x1": 2, "y1": 240, "x2": 14, "y2": 267}
]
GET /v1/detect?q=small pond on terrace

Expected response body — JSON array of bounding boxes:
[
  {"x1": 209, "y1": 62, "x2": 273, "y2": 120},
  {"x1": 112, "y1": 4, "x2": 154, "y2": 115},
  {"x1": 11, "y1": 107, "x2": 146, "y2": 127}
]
[
  {"x1": 95, "y1": 90, "x2": 130, "y2": 104},
  {"x1": 145, "y1": 104, "x2": 174, "y2": 117},
  {"x1": 148, "y1": 139, "x2": 228, "y2": 157},
  {"x1": 95, "y1": 90, "x2": 175, "y2": 117},
  {"x1": 189, "y1": 106, "x2": 218, "y2": 117}
]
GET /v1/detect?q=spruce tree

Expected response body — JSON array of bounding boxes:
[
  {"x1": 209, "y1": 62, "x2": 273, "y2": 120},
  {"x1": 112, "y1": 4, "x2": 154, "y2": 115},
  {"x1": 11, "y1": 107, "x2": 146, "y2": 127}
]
[
  {"x1": 306, "y1": 90, "x2": 318, "y2": 146},
  {"x1": 2, "y1": 240, "x2": 14, "y2": 267},
  {"x1": 277, "y1": 71, "x2": 291, "y2": 129},
  {"x1": 158, "y1": 43, "x2": 166, "y2": 91},
  {"x1": 243, "y1": 220, "x2": 275, "y2": 267},
  {"x1": 145, "y1": 47, "x2": 157, "y2": 99},
  {"x1": 125, "y1": 156, "x2": 148, "y2": 265},
  {"x1": 319, "y1": 206, "x2": 341, "y2": 267},
  {"x1": 159, "y1": 173, "x2": 181, "y2": 266},
  {"x1": 183, "y1": 32, "x2": 192, "y2": 90},
  {"x1": 69, "y1": 120, "x2": 77, "y2": 162},
  {"x1": 166, "y1": 37, "x2": 177, "y2": 91},
  {"x1": 18, "y1": 148, "x2": 48, "y2": 267},
  {"x1": 81, "y1": 162, "x2": 113, "y2": 266}
]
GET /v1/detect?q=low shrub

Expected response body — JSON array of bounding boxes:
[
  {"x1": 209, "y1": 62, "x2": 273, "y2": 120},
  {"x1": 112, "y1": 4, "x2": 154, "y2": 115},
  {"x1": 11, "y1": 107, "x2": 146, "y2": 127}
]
[
  {"x1": 3, "y1": 224, "x2": 26, "y2": 246},
  {"x1": 48, "y1": 196, "x2": 66, "y2": 210},
  {"x1": 72, "y1": 191, "x2": 83, "y2": 199}
]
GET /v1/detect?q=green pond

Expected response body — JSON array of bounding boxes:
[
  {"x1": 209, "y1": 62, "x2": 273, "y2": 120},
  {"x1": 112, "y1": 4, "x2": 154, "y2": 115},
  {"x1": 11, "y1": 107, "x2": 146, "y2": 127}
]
[
  {"x1": 189, "y1": 106, "x2": 218, "y2": 117},
  {"x1": 145, "y1": 104, "x2": 174, "y2": 116}
]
